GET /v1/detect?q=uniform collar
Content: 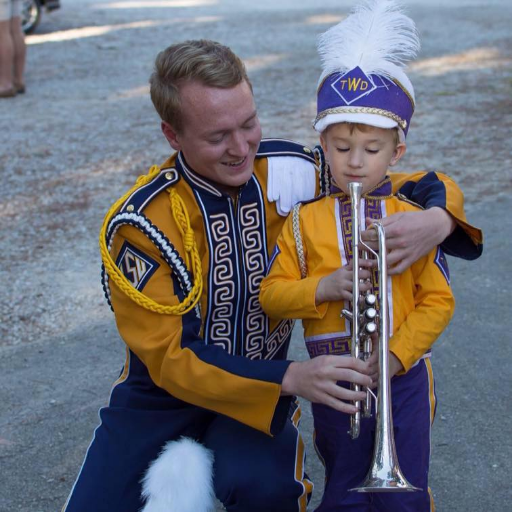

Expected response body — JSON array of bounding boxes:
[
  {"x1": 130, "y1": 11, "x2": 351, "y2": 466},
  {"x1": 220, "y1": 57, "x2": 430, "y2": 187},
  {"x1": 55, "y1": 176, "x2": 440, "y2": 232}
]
[
  {"x1": 331, "y1": 176, "x2": 393, "y2": 200},
  {"x1": 175, "y1": 152, "x2": 224, "y2": 197},
  {"x1": 175, "y1": 151, "x2": 255, "y2": 200}
]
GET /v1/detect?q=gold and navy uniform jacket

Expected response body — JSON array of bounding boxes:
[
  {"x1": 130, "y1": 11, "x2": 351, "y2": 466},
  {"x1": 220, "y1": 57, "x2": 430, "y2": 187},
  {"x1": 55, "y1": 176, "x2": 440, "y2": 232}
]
[
  {"x1": 260, "y1": 177, "x2": 456, "y2": 372},
  {"x1": 100, "y1": 139, "x2": 482, "y2": 436}
]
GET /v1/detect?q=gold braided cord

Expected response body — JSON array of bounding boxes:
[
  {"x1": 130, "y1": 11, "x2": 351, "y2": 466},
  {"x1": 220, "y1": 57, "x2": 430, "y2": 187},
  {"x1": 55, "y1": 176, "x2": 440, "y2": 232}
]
[
  {"x1": 292, "y1": 204, "x2": 308, "y2": 279},
  {"x1": 99, "y1": 165, "x2": 203, "y2": 316},
  {"x1": 314, "y1": 107, "x2": 407, "y2": 130},
  {"x1": 169, "y1": 188, "x2": 203, "y2": 308}
]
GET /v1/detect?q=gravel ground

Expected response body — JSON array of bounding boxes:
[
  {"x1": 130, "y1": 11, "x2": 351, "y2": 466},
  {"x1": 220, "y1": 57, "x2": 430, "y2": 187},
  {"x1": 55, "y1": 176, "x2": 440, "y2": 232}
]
[{"x1": 0, "y1": 0, "x2": 511, "y2": 510}]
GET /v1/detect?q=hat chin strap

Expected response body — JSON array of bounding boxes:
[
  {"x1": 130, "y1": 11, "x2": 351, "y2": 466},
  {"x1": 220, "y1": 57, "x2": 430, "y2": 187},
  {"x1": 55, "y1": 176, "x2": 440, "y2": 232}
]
[{"x1": 397, "y1": 127, "x2": 406, "y2": 144}]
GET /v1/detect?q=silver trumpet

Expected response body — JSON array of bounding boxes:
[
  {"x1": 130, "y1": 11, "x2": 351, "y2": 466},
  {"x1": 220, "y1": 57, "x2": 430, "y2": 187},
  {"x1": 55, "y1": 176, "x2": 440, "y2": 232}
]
[{"x1": 341, "y1": 182, "x2": 420, "y2": 493}]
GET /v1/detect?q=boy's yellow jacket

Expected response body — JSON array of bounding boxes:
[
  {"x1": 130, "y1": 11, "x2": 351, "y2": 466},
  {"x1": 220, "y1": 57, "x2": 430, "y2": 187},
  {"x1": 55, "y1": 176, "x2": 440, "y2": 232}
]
[
  {"x1": 260, "y1": 177, "x2": 458, "y2": 372},
  {"x1": 101, "y1": 140, "x2": 482, "y2": 436}
]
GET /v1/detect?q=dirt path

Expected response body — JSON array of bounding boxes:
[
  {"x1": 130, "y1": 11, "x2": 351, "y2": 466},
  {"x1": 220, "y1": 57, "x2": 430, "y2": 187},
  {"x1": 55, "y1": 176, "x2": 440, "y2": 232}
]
[
  {"x1": 1, "y1": 0, "x2": 511, "y2": 510},
  {"x1": 1, "y1": 0, "x2": 510, "y2": 351}
]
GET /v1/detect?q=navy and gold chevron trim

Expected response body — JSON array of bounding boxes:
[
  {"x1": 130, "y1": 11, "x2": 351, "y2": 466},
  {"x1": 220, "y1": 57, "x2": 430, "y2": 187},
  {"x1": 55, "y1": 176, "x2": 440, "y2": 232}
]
[
  {"x1": 119, "y1": 168, "x2": 180, "y2": 214},
  {"x1": 256, "y1": 138, "x2": 316, "y2": 164},
  {"x1": 101, "y1": 211, "x2": 195, "y2": 314}
]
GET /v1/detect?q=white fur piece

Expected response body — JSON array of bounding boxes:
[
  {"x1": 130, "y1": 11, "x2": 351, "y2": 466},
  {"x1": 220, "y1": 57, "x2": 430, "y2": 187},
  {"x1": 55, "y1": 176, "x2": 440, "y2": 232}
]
[
  {"x1": 141, "y1": 438, "x2": 215, "y2": 512},
  {"x1": 317, "y1": 0, "x2": 420, "y2": 97},
  {"x1": 267, "y1": 156, "x2": 317, "y2": 216}
]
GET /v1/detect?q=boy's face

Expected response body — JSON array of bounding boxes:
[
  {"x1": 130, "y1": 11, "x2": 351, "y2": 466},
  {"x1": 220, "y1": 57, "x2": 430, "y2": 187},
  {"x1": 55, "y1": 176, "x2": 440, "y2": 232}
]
[{"x1": 320, "y1": 123, "x2": 406, "y2": 194}]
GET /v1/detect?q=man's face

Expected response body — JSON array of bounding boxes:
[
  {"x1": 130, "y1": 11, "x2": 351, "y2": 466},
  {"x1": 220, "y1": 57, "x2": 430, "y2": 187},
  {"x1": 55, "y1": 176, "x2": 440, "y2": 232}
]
[
  {"x1": 320, "y1": 123, "x2": 405, "y2": 194},
  {"x1": 163, "y1": 80, "x2": 262, "y2": 189}
]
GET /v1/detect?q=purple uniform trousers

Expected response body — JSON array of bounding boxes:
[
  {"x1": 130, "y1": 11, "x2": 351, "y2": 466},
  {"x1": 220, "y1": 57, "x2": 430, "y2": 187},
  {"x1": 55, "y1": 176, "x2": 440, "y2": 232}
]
[{"x1": 313, "y1": 358, "x2": 436, "y2": 512}]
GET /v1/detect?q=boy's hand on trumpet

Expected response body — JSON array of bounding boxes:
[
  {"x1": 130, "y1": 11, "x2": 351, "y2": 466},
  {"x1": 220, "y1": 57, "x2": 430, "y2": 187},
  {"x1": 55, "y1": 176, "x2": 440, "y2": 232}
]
[
  {"x1": 361, "y1": 207, "x2": 455, "y2": 275},
  {"x1": 366, "y1": 338, "x2": 405, "y2": 388},
  {"x1": 315, "y1": 260, "x2": 373, "y2": 305}
]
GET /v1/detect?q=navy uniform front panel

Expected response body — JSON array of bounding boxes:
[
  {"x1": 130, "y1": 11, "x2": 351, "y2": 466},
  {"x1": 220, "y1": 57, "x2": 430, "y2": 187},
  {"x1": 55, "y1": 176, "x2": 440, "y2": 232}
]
[
  {"x1": 312, "y1": 360, "x2": 435, "y2": 512},
  {"x1": 179, "y1": 155, "x2": 272, "y2": 359},
  {"x1": 235, "y1": 175, "x2": 270, "y2": 359}
]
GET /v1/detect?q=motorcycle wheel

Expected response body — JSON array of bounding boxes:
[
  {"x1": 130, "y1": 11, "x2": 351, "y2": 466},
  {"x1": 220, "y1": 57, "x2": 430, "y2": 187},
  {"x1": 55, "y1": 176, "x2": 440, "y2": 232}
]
[{"x1": 22, "y1": 0, "x2": 42, "y2": 35}]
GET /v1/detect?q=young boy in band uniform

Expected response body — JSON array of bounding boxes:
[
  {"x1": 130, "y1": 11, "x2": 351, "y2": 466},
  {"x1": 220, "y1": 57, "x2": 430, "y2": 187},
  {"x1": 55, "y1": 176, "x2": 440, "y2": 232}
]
[{"x1": 260, "y1": 1, "x2": 475, "y2": 510}]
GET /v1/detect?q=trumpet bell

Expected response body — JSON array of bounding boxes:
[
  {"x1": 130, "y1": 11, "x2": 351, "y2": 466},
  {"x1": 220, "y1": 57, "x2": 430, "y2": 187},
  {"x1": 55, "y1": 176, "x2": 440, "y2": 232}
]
[
  {"x1": 351, "y1": 468, "x2": 421, "y2": 493},
  {"x1": 350, "y1": 419, "x2": 421, "y2": 492}
]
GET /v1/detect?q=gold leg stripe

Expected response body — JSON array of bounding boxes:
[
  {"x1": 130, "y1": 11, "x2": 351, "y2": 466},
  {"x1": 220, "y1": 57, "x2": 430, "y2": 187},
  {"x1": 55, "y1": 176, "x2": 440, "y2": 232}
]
[
  {"x1": 428, "y1": 486, "x2": 436, "y2": 511},
  {"x1": 425, "y1": 358, "x2": 436, "y2": 425},
  {"x1": 290, "y1": 402, "x2": 313, "y2": 511}
]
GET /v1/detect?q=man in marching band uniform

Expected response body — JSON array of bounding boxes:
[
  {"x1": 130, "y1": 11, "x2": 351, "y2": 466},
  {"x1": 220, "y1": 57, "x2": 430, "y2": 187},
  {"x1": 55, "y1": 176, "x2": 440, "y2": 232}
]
[{"x1": 63, "y1": 33, "x2": 481, "y2": 512}]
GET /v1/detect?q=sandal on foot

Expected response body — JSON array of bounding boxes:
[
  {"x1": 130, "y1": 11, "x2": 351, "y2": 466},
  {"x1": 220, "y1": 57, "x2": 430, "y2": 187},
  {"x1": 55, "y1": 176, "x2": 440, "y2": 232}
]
[{"x1": 0, "y1": 88, "x2": 17, "y2": 98}]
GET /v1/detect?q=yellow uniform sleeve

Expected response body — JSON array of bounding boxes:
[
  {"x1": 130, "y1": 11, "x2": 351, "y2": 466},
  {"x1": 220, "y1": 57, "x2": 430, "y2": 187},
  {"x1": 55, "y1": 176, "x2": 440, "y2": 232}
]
[{"x1": 389, "y1": 247, "x2": 455, "y2": 372}]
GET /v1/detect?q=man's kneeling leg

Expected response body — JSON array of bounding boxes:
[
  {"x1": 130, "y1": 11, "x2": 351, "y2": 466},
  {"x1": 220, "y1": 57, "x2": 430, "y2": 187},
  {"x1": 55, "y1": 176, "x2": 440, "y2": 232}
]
[{"x1": 203, "y1": 408, "x2": 313, "y2": 512}]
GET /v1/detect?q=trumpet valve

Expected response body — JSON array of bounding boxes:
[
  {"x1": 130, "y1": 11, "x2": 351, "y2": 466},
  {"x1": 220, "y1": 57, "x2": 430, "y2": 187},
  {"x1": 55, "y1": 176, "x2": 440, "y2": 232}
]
[
  {"x1": 365, "y1": 294, "x2": 377, "y2": 307},
  {"x1": 364, "y1": 307, "x2": 377, "y2": 321},
  {"x1": 341, "y1": 309, "x2": 353, "y2": 321},
  {"x1": 364, "y1": 322, "x2": 377, "y2": 335}
]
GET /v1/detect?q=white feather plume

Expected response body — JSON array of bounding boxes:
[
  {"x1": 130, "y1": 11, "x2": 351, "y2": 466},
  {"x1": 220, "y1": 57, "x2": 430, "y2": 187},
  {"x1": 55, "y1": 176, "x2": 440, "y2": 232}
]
[{"x1": 318, "y1": 0, "x2": 420, "y2": 85}]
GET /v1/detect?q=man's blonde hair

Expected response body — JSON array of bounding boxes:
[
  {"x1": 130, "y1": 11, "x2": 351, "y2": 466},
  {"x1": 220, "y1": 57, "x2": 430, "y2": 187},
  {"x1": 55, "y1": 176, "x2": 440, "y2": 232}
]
[{"x1": 149, "y1": 39, "x2": 252, "y2": 133}]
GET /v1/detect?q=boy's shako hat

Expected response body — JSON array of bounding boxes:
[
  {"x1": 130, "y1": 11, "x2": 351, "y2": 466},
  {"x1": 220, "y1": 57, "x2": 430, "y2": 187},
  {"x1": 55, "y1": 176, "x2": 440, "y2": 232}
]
[{"x1": 314, "y1": 0, "x2": 419, "y2": 138}]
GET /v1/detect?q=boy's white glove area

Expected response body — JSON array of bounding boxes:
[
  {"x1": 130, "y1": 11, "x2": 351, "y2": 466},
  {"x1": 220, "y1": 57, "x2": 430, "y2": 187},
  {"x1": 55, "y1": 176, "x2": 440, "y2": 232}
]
[{"x1": 267, "y1": 156, "x2": 317, "y2": 216}]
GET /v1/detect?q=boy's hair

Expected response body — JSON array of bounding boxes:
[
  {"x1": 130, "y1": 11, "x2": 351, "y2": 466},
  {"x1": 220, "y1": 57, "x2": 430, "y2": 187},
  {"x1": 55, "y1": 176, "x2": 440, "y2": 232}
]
[
  {"x1": 149, "y1": 39, "x2": 252, "y2": 133},
  {"x1": 326, "y1": 122, "x2": 400, "y2": 146}
]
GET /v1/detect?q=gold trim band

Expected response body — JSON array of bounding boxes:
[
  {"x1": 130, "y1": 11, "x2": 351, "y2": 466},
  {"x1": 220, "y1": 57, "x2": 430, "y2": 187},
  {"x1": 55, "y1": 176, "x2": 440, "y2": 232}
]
[
  {"x1": 292, "y1": 204, "x2": 308, "y2": 279},
  {"x1": 313, "y1": 106, "x2": 408, "y2": 130}
]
